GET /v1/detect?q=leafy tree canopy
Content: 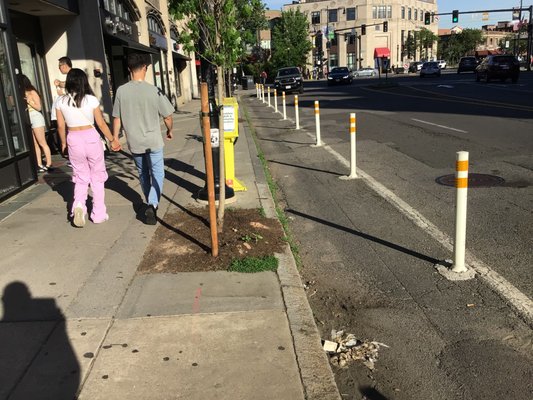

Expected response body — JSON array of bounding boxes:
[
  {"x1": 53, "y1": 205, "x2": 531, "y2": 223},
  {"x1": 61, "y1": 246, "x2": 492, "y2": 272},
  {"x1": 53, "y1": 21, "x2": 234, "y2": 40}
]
[{"x1": 271, "y1": 8, "x2": 312, "y2": 70}]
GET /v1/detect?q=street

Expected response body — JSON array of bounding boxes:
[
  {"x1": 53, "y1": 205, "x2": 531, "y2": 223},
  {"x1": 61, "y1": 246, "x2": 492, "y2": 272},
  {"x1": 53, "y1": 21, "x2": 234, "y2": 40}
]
[{"x1": 242, "y1": 71, "x2": 533, "y2": 400}]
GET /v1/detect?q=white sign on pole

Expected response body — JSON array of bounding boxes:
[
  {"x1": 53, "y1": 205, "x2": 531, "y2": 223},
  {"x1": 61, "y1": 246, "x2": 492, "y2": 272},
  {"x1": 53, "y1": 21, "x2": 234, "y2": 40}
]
[
  {"x1": 223, "y1": 106, "x2": 235, "y2": 132},
  {"x1": 210, "y1": 128, "x2": 220, "y2": 148}
]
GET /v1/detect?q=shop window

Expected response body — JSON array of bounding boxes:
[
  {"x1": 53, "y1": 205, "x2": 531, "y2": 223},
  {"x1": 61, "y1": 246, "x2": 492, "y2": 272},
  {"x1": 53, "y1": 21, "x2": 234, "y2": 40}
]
[
  {"x1": 347, "y1": 53, "x2": 355, "y2": 70},
  {"x1": 329, "y1": 54, "x2": 338, "y2": 68},
  {"x1": 104, "y1": 0, "x2": 134, "y2": 21}
]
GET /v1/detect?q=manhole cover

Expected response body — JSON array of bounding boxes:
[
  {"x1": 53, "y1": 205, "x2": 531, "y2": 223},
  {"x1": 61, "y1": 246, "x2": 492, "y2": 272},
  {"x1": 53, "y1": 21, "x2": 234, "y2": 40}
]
[{"x1": 435, "y1": 173, "x2": 505, "y2": 188}]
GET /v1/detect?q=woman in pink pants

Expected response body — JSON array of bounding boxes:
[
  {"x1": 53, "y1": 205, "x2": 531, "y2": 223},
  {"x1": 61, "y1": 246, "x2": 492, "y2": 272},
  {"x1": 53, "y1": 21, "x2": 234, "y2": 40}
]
[{"x1": 56, "y1": 69, "x2": 120, "y2": 227}]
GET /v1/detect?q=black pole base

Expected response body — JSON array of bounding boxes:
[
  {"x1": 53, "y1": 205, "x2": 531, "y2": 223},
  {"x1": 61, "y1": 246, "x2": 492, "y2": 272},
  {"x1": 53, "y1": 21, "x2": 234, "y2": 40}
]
[{"x1": 197, "y1": 182, "x2": 235, "y2": 201}]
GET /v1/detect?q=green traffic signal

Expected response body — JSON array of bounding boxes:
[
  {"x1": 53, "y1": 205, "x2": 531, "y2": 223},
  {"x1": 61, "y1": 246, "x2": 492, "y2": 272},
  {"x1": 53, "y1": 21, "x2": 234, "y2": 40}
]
[
  {"x1": 452, "y1": 10, "x2": 459, "y2": 23},
  {"x1": 424, "y1": 12, "x2": 431, "y2": 25}
]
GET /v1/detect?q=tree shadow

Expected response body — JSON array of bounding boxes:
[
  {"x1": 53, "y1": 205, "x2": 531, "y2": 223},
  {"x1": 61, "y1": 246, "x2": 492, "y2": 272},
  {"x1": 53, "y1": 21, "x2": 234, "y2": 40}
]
[
  {"x1": 268, "y1": 159, "x2": 342, "y2": 176},
  {"x1": 0, "y1": 281, "x2": 80, "y2": 399},
  {"x1": 286, "y1": 208, "x2": 443, "y2": 265},
  {"x1": 360, "y1": 386, "x2": 390, "y2": 400}
]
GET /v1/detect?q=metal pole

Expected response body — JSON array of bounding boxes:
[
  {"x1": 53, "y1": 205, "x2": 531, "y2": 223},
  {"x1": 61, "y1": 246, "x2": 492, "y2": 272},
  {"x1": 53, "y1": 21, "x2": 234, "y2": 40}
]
[
  {"x1": 282, "y1": 91, "x2": 287, "y2": 120},
  {"x1": 313, "y1": 100, "x2": 322, "y2": 146},
  {"x1": 295, "y1": 95, "x2": 300, "y2": 130},
  {"x1": 274, "y1": 89, "x2": 278, "y2": 113},
  {"x1": 453, "y1": 151, "x2": 469, "y2": 273}
]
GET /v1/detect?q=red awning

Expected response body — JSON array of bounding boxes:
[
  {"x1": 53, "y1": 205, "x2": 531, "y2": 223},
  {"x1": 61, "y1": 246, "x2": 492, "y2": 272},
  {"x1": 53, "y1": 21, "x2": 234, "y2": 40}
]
[{"x1": 374, "y1": 47, "x2": 390, "y2": 58}]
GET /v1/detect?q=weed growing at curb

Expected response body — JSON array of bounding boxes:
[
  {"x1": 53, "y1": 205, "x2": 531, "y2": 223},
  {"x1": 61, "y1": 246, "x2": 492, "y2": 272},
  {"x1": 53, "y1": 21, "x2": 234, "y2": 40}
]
[
  {"x1": 229, "y1": 255, "x2": 279, "y2": 273},
  {"x1": 241, "y1": 104, "x2": 302, "y2": 267}
]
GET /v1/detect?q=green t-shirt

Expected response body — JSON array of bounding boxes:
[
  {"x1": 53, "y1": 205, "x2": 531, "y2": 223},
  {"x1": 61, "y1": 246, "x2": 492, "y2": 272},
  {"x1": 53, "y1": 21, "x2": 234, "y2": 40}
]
[{"x1": 112, "y1": 80, "x2": 174, "y2": 154}]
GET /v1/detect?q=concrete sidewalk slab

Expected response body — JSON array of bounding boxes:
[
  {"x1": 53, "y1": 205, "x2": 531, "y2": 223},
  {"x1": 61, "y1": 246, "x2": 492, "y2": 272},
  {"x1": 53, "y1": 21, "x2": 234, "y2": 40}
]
[{"x1": 77, "y1": 311, "x2": 305, "y2": 400}]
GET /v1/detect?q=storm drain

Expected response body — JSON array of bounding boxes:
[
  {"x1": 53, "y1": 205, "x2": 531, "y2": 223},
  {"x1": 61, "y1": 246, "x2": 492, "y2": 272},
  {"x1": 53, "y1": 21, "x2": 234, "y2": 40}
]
[{"x1": 435, "y1": 173, "x2": 506, "y2": 188}]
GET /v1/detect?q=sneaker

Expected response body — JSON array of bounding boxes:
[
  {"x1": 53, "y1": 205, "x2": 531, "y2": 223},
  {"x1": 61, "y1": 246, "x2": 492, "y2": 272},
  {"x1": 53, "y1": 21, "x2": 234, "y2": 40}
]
[
  {"x1": 66, "y1": 161, "x2": 72, "y2": 168},
  {"x1": 73, "y1": 204, "x2": 86, "y2": 228},
  {"x1": 92, "y1": 214, "x2": 109, "y2": 224},
  {"x1": 38, "y1": 165, "x2": 48, "y2": 173},
  {"x1": 144, "y1": 204, "x2": 157, "y2": 225}
]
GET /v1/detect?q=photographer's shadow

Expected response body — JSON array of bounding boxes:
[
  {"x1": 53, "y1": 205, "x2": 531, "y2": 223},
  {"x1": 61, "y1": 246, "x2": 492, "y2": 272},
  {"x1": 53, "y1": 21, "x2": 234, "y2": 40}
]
[{"x1": 0, "y1": 282, "x2": 80, "y2": 399}]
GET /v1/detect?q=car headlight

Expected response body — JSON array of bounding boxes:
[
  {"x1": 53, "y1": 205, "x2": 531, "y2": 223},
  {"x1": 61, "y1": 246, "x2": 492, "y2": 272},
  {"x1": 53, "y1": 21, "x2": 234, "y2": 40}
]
[
  {"x1": 343, "y1": 75, "x2": 349, "y2": 79},
  {"x1": 327, "y1": 76, "x2": 333, "y2": 80},
  {"x1": 295, "y1": 77, "x2": 302, "y2": 81}
]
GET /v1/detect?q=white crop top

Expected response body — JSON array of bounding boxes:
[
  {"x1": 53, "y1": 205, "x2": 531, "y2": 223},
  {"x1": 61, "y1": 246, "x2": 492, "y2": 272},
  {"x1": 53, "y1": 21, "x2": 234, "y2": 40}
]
[{"x1": 55, "y1": 94, "x2": 100, "y2": 127}]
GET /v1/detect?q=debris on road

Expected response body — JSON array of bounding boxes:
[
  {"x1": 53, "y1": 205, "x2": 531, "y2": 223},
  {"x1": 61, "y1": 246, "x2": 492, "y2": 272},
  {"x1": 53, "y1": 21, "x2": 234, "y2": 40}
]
[{"x1": 326, "y1": 329, "x2": 389, "y2": 370}]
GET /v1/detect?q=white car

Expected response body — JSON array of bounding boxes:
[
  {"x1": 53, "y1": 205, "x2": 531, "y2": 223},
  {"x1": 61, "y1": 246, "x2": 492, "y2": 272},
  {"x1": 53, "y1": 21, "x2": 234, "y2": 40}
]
[
  {"x1": 354, "y1": 68, "x2": 378, "y2": 77},
  {"x1": 420, "y1": 61, "x2": 441, "y2": 77},
  {"x1": 437, "y1": 60, "x2": 447, "y2": 69}
]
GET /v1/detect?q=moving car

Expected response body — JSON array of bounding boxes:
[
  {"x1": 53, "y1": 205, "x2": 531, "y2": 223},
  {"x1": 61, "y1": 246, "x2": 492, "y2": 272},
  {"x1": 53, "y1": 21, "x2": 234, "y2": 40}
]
[
  {"x1": 437, "y1": 59, "x2": 447, "y2": 69},
  {"x1": 475, "y1": 55, "x2": 520, "y2": 83},
  {"x1": 354, "y1": 67, "x2": 378, "y2": 77},
  {"x1": 457, "y1": 56, "x2": 478, "y2": 73},
  {"x1": 420, "y1": 61, "x2": 441, "y2": 78},
  {"x1": 327, "y1": 67, "x2": 353, "y2": 85},
  {"x1": 408, "y1": 61, "x2": 423, "y2": 73},
  {"x1": 274, "y1": 67, "x2": 304, "y2": 94}
]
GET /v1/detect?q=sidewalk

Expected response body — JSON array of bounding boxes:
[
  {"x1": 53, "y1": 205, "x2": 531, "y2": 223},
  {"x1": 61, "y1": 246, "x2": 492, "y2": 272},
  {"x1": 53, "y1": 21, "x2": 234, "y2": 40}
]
[{"x1": 0, "y1": 95, "x2": 340, "y2": 399}]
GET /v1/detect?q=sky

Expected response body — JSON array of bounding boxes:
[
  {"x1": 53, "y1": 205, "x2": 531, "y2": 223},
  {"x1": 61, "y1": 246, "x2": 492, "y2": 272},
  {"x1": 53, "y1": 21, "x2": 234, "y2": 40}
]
[{"x1": 263, "y1": 0, "x2": 532, "y2": 29}]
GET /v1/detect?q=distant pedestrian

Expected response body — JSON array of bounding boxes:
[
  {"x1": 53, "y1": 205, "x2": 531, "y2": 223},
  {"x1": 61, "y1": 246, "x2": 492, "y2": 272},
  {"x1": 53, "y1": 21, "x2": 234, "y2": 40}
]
[
  {"x1": 112, "y1": 53, "x2": 174, "y2": 225},
  {"x1": 54, "y1": 56, "x2": 72, "y2": 96},
  {"x1": 260, "y1": 70, "x2": 267, "y2": 85},
  {"x1": 18, "y1": 74, "x2": 52, "y2": 172},
  {"x1": 55, "y1": 68, "x2": 120, "y2": 227}
]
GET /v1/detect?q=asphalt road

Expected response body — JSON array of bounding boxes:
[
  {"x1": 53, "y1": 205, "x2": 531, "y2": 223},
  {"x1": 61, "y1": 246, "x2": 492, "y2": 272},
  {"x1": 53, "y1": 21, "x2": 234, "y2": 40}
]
[{"x1": 242, "y1": 71, "x2": 533, "y2": 400}]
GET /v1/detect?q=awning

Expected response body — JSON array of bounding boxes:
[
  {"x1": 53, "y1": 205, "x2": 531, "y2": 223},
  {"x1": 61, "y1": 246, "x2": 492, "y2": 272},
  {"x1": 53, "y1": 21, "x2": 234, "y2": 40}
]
[
  {"x1": 172, "y1": 52, "x2": 191, "y2": 61},
  {"x1": 374, "y1": 47, "x2": 390, "y2": 58},
  {"x1": 108, "y1": 35, "x2": 159, "y2": 55}
]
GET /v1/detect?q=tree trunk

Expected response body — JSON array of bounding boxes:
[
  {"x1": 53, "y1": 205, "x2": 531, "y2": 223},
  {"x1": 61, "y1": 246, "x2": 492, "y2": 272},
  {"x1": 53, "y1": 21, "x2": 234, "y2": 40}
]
[{"x1": 216, "y1": 64, "x2": 226, "y2": 233}]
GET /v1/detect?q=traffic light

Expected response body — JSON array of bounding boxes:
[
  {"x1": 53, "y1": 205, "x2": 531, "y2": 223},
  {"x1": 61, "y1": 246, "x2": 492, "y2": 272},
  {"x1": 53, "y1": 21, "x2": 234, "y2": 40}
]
[
  {"x1": 452, "y1": 10, "x2": 459, "y2": 23},
  {"x1": 424, "y1": 12, "x2": 431, "y2": 25},
  {"x1": 383, "y1": 21, "x2": 388, "y2": 32},
  {"x1": 361, "y1": 24, "x2": 366, "y2": 35}
]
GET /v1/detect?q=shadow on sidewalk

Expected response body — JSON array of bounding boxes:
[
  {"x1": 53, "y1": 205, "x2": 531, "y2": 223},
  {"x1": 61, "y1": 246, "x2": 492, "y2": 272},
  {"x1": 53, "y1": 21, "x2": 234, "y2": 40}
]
[
  {"x1": 286, "y1": 208, "x2": 441, "y2": 265},
  {"x1": 360, "y1": 386, "x2": 390, "y2": 400},
  {"x1": 0, "y1": 281, "x2": 80, "y2": 399}
]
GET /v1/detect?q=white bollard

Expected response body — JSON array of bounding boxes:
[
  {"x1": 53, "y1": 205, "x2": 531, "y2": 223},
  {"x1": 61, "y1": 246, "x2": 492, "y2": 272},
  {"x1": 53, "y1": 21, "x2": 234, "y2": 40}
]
[
  {"x1": 340, "y1": 113, "x2": 357, "y2": 179},
  {"x1": 295, "y1": 95, "x2": 300, "y2": 130},
  {"x1": 313, "y1": 100, "x2": 322, "y2": 146},
  {"x1": 267, "y1": 87, "x2": 271, "y2": 107},
  {"x1": 282, "y1": 91, "x2": 287, "y2": 120},
  {"x1": 256, "y1": 83, "x2": 259, "y2": 98},
  {"x1": 261, "y1": 85, "x2": 265, "y2": 103},
  {"x1": 452, "y1": 151, "x2": 469, "y2": 273},
  {"x1": 274, "y1": 89, "x2": 278, "y2": 113}
]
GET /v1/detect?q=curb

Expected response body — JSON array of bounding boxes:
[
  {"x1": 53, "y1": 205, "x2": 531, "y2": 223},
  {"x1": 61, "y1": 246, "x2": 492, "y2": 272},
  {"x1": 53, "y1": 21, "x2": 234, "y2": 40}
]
[{"x1": 239, "y1": 95, "x2": 341, "y2": 400}]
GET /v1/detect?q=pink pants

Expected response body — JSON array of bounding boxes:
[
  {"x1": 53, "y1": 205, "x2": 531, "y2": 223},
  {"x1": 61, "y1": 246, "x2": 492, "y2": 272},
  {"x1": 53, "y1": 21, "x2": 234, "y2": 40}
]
[{"x1": 67, "y1": 128, "x2": 108, "y2": 223}]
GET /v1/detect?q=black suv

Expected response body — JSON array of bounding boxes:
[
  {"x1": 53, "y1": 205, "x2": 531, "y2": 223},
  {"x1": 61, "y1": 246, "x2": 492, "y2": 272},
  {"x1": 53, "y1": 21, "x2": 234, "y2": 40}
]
[
  {"x1": 274, "y1": 67, "x2": 303, "y2": 94},
  {"x1": 475, "y1": 55, "x2": 520, "y2": 83},
  {"x1": 457, "y1": 56, "x2": 478, "y2": 73}
]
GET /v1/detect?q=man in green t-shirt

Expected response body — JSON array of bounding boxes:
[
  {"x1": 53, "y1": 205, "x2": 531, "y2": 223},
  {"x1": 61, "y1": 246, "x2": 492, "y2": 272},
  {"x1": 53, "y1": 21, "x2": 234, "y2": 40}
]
[{"x1": 112, "y1": 53, "x2": 174, "y2": 225}]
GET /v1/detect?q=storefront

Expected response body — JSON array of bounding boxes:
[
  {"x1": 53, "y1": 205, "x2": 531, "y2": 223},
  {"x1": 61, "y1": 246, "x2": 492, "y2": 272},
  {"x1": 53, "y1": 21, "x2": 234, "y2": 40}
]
[
  {"x1": 147, "y1": 9, "x2": 170, "y2": 98},
  {"x1": 170, "y1": 25, "x2": 191, "y2": 108}
]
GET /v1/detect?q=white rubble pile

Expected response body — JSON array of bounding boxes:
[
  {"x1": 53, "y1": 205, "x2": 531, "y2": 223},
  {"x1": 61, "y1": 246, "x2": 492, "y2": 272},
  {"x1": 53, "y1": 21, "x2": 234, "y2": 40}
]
[{"x1": 324, "y1": 329, "x2": 389, "y2": 370}]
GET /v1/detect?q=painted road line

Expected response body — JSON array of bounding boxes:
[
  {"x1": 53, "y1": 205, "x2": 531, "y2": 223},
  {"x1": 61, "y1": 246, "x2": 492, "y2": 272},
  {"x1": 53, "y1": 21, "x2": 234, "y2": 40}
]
[
  {"x1": 411, "y1": 118, "x2": 468, "y2": 133},
  {"x1": 297, "y1": 127, "x2": 533, "y2": 327}
]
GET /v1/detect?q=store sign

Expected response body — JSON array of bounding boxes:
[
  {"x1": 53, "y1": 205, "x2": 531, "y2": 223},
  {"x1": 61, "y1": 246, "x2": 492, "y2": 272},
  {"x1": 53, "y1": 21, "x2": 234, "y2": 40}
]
[{"x1": 101, "y1": 10, "x2": 136, "y2": 39}]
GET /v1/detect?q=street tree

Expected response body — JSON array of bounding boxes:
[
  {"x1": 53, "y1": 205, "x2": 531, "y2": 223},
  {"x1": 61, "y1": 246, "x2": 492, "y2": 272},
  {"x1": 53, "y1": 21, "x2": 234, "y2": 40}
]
[
  {"x1": 418, "y1": 28, "x2": 438, "y2": 60},
  {"x1": 271, "y1": 8, "x2": 312, "y2": 70},
  {"x1": 439, "y1": 29, "x2": 485, "y2": 64},
  {"x1": 169, "y1": 0, "x2": 242, "y2": 233}
]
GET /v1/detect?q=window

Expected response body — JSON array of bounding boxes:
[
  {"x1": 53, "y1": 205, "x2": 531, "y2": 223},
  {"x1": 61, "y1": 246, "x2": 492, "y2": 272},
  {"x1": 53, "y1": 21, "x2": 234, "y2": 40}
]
[
  {"x1": 148, "y1": 15, "x2": 163, "y2": 34},
  {"x1": 103, "y1": 0, "x2": 132, "y2": 21},
  {"x1": 420, "y1": 10, "x2": 424, "y2": 21},
  {"x1": 346, "y1": 7, "x2": 356, "y2": 21},
  {"x1": 311, "y1": 11, "x2": 320, "y2": 25},
  {"x1": 328, "y1": 9, "x2": 337, "y2": 23},
  {"x1": 348, "y1": 34, "x2": 356, "y2": 45},
  {"x1": 408, "y1": 8, "x2": 412, "y2": 20},
  {"x1": 329, "y1": 53, "x2": 338, "y2": 68},
  {"x1": 347, "y1": 53, "x2": 356, "y2": 70},
  {"x1": 401, "y1": 7, "x2": 405, "y2": 19},
  {"x1": 387, "y1": 6, "x2": 392, "y2": 19},
  {"x1": 372, "y1": 6, "x2": 377, "y2": 19},
  {"x1": 414, "y1": 9, "x2": 418, "y2": 21}
]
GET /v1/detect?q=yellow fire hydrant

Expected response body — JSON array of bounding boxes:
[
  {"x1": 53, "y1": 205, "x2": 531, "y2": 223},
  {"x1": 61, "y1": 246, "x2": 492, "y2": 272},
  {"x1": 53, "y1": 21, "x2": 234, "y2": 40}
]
[{"x1": 223, "y1": 97, "x2": 247, "y2": 191}]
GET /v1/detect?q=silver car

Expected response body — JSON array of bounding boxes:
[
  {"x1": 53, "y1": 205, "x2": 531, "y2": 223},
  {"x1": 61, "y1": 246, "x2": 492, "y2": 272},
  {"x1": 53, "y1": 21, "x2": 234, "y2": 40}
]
[
  {"x1": 420, "y1": 61, "x2": 441, "y2": 77},
  {"x1": 354, "y1": 67, "x2": 377, "y2": 77}
]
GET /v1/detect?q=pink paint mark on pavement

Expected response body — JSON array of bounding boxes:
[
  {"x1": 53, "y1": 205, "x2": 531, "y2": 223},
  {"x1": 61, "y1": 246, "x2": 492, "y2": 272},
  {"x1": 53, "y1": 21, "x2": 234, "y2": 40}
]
[{"x1": 192, "y1": 287, "x2": 202, "y2": 313}]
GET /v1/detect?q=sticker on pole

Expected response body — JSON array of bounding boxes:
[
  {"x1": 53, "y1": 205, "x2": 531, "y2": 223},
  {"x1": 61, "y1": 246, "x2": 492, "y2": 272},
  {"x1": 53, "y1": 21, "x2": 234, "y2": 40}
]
[{"x1": 210, "y1": 128, "x2": 220, "y2": 148}]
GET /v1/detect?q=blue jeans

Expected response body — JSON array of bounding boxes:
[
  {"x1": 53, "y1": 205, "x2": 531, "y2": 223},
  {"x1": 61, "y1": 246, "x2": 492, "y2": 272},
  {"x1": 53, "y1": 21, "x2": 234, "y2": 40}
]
[{"x1": 132, "y1": 149, "x2": 164, "y2": 208}]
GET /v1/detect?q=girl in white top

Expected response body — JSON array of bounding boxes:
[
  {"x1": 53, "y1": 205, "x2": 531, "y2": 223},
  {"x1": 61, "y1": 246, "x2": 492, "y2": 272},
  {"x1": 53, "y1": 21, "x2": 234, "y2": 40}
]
[{"x1": 56, "y1": 68, "x2": 120, "y2": 227}]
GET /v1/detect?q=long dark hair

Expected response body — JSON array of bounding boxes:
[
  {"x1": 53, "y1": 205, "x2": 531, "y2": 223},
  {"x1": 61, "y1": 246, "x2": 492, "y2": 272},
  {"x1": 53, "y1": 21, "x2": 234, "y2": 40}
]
[
  {"x1": 18, "y1": 74, "x2": 39, "y2": 96},
  {"x1": 65, "y1": 68, "x2": 94, "y2": 107}
]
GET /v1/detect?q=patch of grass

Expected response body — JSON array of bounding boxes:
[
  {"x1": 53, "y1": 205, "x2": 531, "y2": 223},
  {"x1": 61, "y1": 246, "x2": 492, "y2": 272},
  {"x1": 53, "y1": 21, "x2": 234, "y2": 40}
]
[
  {"x1": 258, "y1": 207, "x2": 266, "y2": 218},
  {"x1": 241, "y1": 105, "x2": 302, "y2": 268},
  {"x1": 241, "y1": 233, "x2": 263, "y2": 243},
  {"x1": 229, "y1": 255, "x2": 278, "y2": 273}
]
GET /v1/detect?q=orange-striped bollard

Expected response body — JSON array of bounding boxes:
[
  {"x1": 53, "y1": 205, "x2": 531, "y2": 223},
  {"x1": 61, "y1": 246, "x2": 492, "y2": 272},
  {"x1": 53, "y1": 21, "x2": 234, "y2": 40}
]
[
  {"x1": 341, "y1": 113, "x2": 357, "y2": 179},
  {"x1": 295, "y1": 95, "x2": 300, "y2": 130},
  {"x1": 282, "y1": 91, "x2": 286, "y2": 120},
  {"x1": 256, "y1": 83, "x2": 259, "y2": 98},
  {"x1": 313, "y1": 100, "x2": 322, "y2": 146},
  {"x1": 274, "y1": 89, "x2": 278, "y2": 113},
  {"x1": 261, "y1": 85, "x2": 265, "y2": 103},
  {"x1": 453, "y1": 151, "x2": 469, "y2": 272},
  {"x1": 267, "y1": 86, "x2": 271, "y2": 107}
]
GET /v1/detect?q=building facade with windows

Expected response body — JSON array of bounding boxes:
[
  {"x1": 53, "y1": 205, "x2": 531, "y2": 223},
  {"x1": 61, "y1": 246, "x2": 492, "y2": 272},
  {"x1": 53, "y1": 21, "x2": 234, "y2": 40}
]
[
  {"x1": 0, "y1": 0, "x2": 196, "y2": 201},
  {"x1": 284, "y1": 0, "x2": 438, "y2": 72}
]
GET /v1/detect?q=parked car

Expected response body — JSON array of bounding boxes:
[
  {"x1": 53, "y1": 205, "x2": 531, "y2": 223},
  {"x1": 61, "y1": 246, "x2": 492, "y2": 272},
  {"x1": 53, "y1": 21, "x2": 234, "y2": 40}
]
[
  {"x1": 457, "y1": 56, "x2": 478, "y2": 73},
  {"x1": 475, "y1": 55, "x2": 520, "y2": 83},
  {"x1": 274, "y1": 67, "x2": 304, "y2": 93},
  {"x1": 420, "y1": 61, "x2": 441, "y2": 77},
  {"x1": 327, "y1": 67, "x2": 353, "y2": 85},
  {"x1": 408, "y1": 61, "x2": 423, "y2": 73},
  {"x1": 437, "y1": 59, "x2": 447, "y2": 69},
  {"x1": 353, "y1": 67, "x2": 378, "y2": 77}
]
